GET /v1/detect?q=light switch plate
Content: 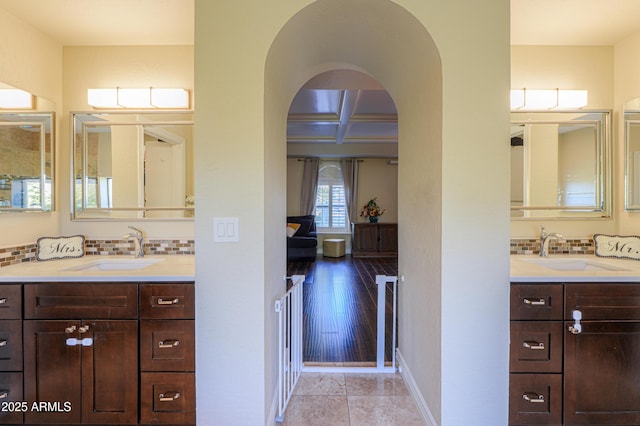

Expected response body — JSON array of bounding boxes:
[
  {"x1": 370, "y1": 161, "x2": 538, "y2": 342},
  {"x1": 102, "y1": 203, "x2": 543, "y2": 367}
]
[{"x1": 213, "y1": 217, "x2": 239, "y2": 243}]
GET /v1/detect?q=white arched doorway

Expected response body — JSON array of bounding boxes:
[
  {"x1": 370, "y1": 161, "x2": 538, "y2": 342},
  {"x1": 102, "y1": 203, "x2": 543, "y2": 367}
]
[{"x1": 265, "y1": 0, "x2": 443, "y2": 421}]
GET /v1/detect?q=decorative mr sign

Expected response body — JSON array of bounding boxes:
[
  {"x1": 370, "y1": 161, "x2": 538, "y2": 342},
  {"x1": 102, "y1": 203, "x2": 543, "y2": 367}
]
[
  {"x1": 36, "y1": 235, "x2": 85, "y2": 261},
  {"x1": 594, "y1": 234, "x2": 640, "y2": 261}
]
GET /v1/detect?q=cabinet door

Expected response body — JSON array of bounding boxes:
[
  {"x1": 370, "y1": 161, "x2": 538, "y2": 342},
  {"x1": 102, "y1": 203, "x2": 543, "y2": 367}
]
[
  {"x1": 564, "y1": 321, "x2": 640, "y2": 425},
  {"x1": 82, "y1": 320, "x2": 138, "y2": 425},
  {"x1": 24, "y1": 320, "x2": 82, "y2": 424},
  {"x1": 353, "y1": 224, "x2": 379, "y2": 254},
  {"x1": 378, "y1": 224, "x2": 398, "y2": 253}
]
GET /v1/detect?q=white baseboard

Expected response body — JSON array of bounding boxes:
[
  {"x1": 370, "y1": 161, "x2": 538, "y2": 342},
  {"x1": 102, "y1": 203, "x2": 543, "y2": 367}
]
[
  {"x1": 396, "y1": 350, "x2": 438, "y2": 426},
  {"x1": 267, "y1": 384, "x2": 278, "y2": 426}
]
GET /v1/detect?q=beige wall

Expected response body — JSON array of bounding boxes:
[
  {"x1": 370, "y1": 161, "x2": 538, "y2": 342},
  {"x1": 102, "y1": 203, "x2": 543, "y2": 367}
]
[
  {"x1": 510, "y1": 45, "x2": 617, "y2": 238},
  {"x1": 195, "y1": 0, "x2": 510, "y2": 425},
  {"x1": 0, "y1": 8, "x2": 62, "y2": 247},
  {"x1": 60, "y1": 45, "x2": 194, "y2": 239}
]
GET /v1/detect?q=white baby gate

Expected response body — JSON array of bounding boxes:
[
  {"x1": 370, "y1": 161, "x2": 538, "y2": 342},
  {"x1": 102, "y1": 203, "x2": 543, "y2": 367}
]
[
  {"x1": 274, "y1": 275, "x2": 304, "y2": 423},
  {"x1": 274, "y1": 274, "x2": 398, "y2": 422}
]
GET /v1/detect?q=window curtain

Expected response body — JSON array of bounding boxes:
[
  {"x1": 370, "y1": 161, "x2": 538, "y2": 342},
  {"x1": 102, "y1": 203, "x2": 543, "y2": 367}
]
[
  {"x1": 300, "y1": 157, "x2": 320, "y2": 215},
  {"x1": 341, "y1": 158, "x2": 359, "y2": 224}
]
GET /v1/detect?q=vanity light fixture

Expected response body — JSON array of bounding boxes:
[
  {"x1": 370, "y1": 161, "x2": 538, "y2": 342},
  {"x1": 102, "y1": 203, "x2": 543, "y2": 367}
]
[
  {"x1": 87, "y1": 87, "x2": 190, "y2": 109},
  {"x1": 510, "y1": 89, "x2": 588, "y2": 110},
  {"x1": 0, "y1": 89, "x2": 33, "y2": 109}
]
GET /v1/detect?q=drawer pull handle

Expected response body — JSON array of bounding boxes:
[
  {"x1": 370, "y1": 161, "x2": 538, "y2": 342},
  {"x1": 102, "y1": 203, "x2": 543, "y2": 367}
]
[
  {"x1": 79, "y1": 325, "x2": 90, "y2": 334},
  {"x1": 523, "y1": 392, "x2": 545, "y2": 403},
  {"x1": 523, "y1": 298, "x2": 546, "y2": 306},
  {"x1": 159, "y1": 391, "x2": 180, "y2": 402},
  {"x1": 157, "y1": 298, "x2": 180, "y2": 306},
  {"x1": 523, "y1": 341, "x2": 545, "y2": 350},
  {"x1": 0, "y1": 298, "x2": 7, "y2": 305},
  {"x1": 159, "y1": 339, "x2": 180, "y2": 349},
  {"x1": 0, "y1": 339, "x2": 7, "y2": 347},
  {"x1": 0, "y1": 391, "x2": 8, "y2": 400},
  {"x1": 65, "y1": 325, "x2": 77, "y2": 334}
]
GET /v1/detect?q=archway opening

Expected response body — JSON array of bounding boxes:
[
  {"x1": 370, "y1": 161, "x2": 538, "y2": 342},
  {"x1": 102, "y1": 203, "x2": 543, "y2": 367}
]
[
  {"x1": 286, "y1": 69, "x2": 399, "y2": 366},
  {"x1": 265, "y1": 0, "x2": 443, "y2": 418}
]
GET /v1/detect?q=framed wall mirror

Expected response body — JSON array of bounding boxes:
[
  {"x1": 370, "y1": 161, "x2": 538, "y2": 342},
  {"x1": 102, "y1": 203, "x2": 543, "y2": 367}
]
[
  {"x1": 71, "y1": 111, "x2": 194, "y2": 220},
  {"x1": 510, "y1": 110, "x2": 611, "y2": 219},
  {"x1": 0, "y1": 112, "x2": 54, "y2": 212},
  {"x1": 624, "y1": 99, "x2": 640, "y2": 211}
]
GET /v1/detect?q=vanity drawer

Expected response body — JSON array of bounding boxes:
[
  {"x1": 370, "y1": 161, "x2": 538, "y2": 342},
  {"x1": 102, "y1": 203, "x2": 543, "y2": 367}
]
[
  {"x1": 510, "y1": 321, "x2": 562, "y2": 373},
  {"x1": 511, "y1": 284, "x2": 563, "y2": 320},
  {"x1": 509, "y1": 373, "x2": 562, "y2": 426},
  {"x1": 140, "y1": 284, "x2": 195, "y2": 319},
  {"x1": 140, "y1": 320, "x2": 195, "y2": 372},
  {"x1": 565, "y1": 283, "x2": 640, "y2": 320},
  {"x1": 0, "y1": 286, "x2": 21, "y2": 320},
  {"x1": 0, "y1": 372, "x2": 24, "y2": 424},
  {"x1": 0, "y1": 320, "x2": 22, "y2": 371},
  {"x1": 24, "y1": 283, "x2": 138, "y2": 319},
  {"x1": 140, "y1": 372, "x2": 195, "y2": 425}
]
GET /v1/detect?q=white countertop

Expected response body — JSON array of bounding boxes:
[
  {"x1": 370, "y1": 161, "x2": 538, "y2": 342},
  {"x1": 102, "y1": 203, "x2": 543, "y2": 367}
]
[
  {"x1": 0, "y1": 255, "x2": 194, "y2": 283},
  {"x1": 511, "y1": 254, "x2": 640, "y2": 282}
]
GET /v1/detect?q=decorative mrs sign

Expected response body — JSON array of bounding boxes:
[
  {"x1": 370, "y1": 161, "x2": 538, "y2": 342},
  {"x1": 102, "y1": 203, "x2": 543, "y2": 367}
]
[
  {"x1": 594, "y1": 234, "x2": 640, "y2": 260},
  {"x1": 36, "y1": 235, "x2": 85, "y2": 261}
]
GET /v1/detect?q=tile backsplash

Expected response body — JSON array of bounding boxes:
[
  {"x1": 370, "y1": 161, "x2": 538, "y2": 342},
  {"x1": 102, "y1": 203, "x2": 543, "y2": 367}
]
[
  {"x1": 1, "y1": 237, "x2": 593, "y2": 269},
  {"x1": 0, "y1": 239, "x2": 195, "y2": 269},
  {"x1": 510, "y1": 238, "x2": 594, "y2": 256}
]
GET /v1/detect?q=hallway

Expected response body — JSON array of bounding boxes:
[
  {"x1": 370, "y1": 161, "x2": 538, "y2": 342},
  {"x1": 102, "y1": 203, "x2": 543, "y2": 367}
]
[
  {"x1": 287, "y1": 256, "x2": 398, "y2": 364},
  {"x1": 281, "y1": 372, "x2": 423, "y2": 425}
]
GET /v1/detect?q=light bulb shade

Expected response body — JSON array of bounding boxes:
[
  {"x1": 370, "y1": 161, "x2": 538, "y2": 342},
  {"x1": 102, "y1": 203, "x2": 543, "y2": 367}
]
[
  {"x1": 557, "y1": 90, "x2": 588, "y2": 108},
  {"x1": 525, "y1": 89, "x2": 557, "y2": 109},
  {"x1": 118, "y1": 88, "x2": 152, "y2": 108},
  {"x1": 510, "y1": 89, "x2": 525, "y2": 109},
  {"x1": 0, "y1": 89, "x2": 33, "y2": 109},
  {"x1": 87, "y1": 89, "x2": 119, "y2": 108},
  {"x1": 151, "y1": 88, "x2": 189, "y2": 108}
]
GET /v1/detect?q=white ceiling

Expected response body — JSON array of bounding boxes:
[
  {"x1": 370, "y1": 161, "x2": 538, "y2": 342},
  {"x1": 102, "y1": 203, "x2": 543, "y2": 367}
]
[
  {"x1": 0, "y1": 0, "x2": 638, "y2": 46},
  {"x1": 0, "y1": 0, "x2": 194, "y2": 46},
  {"x1": 2, "y1": 0, "x2": 639, "y2": 148}
]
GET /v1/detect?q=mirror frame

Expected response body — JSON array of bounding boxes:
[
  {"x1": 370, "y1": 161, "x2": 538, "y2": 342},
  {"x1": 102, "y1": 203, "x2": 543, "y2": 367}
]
[
  {"x1": 510, "y1": 110, "x2": 611, "y2": 220},
  {"x1": 70, "y1": 110, "x2": 194, "y2": 221},
  {"x1": 0, "y1": 112, "x2": 55, "y2": 213}
]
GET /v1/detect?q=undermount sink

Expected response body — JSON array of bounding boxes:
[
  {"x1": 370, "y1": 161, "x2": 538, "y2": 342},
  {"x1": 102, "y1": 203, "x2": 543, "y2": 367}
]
[
  {"x1": 64, "y1": 258, "x2": 164, "y2": 272},
  {"x1": 521, "y1": 257, "x2": 629, "y2": 272}
]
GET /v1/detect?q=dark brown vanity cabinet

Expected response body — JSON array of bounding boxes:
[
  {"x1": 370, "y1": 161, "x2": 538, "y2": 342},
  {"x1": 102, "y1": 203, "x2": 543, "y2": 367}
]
[
  {"x1": 563, "y1": 284, "x2": 640, "y2": 425},
  {"x1": 139, "y1": 284, "x2": 195, "y2": 425},
  {"x1": 23, "y1": 284, "x2": 139, "y2": 425},
  {"x1": 510, "y1": 282, "x2": 640, "y2": 426},
  {"x1": 0, "y1": 281, "x2": 195, "y2": 426},
  {"x1": 0, "y1": 285, "x2": 24, "y2": 425},
  {"x1": 509, "y1": 284, "x2": 563, "y2": 426}
]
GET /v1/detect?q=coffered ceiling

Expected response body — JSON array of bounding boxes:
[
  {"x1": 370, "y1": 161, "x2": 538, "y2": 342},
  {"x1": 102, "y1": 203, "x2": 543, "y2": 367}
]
[{"x1": 287, "y1": 89, "x2": 397, "y2": 146}]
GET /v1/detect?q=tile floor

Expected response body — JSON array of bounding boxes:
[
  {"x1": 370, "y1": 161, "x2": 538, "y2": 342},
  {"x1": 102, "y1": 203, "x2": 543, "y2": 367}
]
[{"x1": 281, "y1": 372, "x2": 424, "y2": 425}]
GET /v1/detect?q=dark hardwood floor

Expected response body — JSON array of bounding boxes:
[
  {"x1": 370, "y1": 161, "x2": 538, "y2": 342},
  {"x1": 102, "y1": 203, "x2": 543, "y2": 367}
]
[{"x1": 287, "y1": 255, "x2": 398, "y2": 365}]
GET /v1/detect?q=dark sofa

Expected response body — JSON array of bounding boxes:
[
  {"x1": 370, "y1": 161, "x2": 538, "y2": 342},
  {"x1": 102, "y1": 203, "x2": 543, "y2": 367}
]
[{"x1": 287, "y1": 215, "x2": 317, "y2": 261}]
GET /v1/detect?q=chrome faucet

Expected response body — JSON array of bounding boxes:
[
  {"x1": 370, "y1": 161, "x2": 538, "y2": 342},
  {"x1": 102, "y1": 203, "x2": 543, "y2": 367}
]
[
  {"x1": 539, "y1": 225, "x2": 563, "y2": 257},
  {"x1": 124, "y1": 226, "x2": 145, "y2": 258}
]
